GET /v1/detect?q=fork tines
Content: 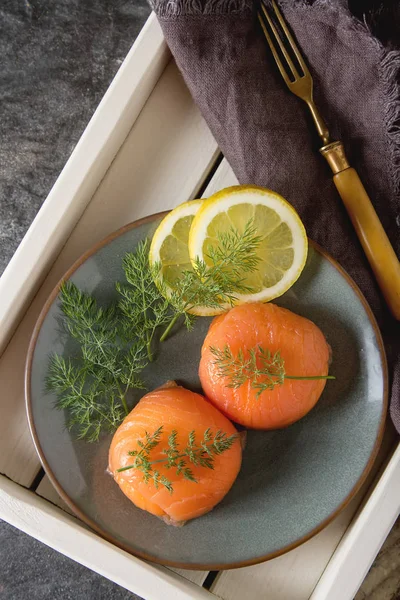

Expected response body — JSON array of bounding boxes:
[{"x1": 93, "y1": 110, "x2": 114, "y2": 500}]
[{"x1": 257, "y1": 1, "x2": 310, "y2": 86}]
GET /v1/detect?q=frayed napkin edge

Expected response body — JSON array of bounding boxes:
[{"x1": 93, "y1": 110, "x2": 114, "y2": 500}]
[
  {"x1": 149, "y1": 0, "x2": 253, "y2": 17},
  {"x1": 380, "y1": 50, "x2": 400, "y2": 201}
]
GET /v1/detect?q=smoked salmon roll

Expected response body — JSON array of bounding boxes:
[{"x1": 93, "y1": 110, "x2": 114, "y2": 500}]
[
  {"x1": 199, "y1": 302, "x2": 331, "y2": 429},
  {"x1": 109, "y1": 385, "x2": 242, "y2": 525}
]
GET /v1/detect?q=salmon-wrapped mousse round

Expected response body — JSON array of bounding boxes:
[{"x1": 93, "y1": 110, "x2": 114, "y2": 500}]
[
  {"x1": 109, "y1": 386, "x2": 241, "y2": 525},
  {"x1": 199, "y1": 302, "x2": 331, "y2": 430}
]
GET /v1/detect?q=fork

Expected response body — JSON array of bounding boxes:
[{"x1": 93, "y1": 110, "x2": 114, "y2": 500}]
[{"x1": 258, "y1": 0, "x2": 400, "y2": 319}]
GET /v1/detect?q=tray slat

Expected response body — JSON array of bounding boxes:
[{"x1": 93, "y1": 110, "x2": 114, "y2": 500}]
[
  {"x1": 0, "y1": 56, "x2": 218, "y2": 487},
  {"x1": 202, "y1": 159, "x2": 238, "y2": 196},
  {"x1": 36, "y1": 475, "x2": 76, "y2": 517}
]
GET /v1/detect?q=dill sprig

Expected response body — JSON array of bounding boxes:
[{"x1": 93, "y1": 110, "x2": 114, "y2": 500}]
[
  {"x1": 116, "y1": 426, "x2": 238, "y2": 493},
  {"x1": 157, "y1": 220, "x2": 263, "y2": 341},
  {"x1": 47, "y1": 282, "x2": 148, "y2": 441},
  {"x1": 211, "y1": 344, "x2": 335, "y2": 399},
  {"x1": 46, "y1": 355, "x2": 126, "y2": 442},
  {"x1": 117, "y1": 240, "x2": 172, "y2": 361}
]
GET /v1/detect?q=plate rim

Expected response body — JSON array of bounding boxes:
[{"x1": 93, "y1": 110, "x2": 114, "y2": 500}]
[{"x1": 25, "y1": 211, "x2": 389, "y2": 570}]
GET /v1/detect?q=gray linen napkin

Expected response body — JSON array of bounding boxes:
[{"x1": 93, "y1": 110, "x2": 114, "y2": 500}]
[{"x1": 150, "y1": 0, "x2": 400, "y2": 432}]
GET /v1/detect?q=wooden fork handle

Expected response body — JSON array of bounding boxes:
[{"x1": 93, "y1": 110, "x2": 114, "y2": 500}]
[
  {"x1": 333, "y1": 167, "x2": 400, "y2": 319},
  {"x1": 320, "y1": 141, "x2": 400, "y2": 319}
]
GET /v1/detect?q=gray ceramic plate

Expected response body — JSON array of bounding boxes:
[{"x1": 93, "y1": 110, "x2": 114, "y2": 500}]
[{"x1": 26, "y1": 213, "x2": 387, "y2": 570}]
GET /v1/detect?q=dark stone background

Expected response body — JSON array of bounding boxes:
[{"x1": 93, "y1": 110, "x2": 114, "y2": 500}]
[{"x1": 0, "y1": 0, "x2": 150, "y2": 276}]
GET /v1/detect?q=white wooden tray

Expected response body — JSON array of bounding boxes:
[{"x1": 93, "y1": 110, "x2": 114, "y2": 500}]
[{"x1": 1, "y1": 13, "x2": 399, "y2": 600}]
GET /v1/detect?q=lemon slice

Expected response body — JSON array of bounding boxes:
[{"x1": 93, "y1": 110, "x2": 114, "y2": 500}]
[
  {"x1": 149, "y1": 199, "x2": 202, "y2": 300},
  {"x1": 188, "y1": 185, "x2": 308, "y2": 305}
]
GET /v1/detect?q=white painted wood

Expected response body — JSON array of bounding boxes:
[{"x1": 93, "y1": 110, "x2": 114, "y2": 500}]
[
  {"x1": 202, "y1": 159, "x2": 238, "y2": 197},
  {"x1": 168, "y1": 569, "x2": 208, "y2": 588},
  {"x1": 36, "y1": 475, "x2": 76, "y2": 517},
  {"x1": 0, "y1": 13, "x2": 169, "y2": 355},
  {"x1": 0, "y1": 57, "x2": 218, "y2": 486},
  {"x1": 311, "y1": 443, "x2": 400, "y2": 600},
  {"x1": 36, "y1": 474, "x2": 208, "y2": 586},
  {"x1": 0, "y1": 475, "x2": 214, "y2": 600}
]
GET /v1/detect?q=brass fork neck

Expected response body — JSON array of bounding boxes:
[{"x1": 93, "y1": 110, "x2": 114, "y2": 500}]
[
  {"x1": 320, "y1": 141, "x2": 350, "y2": 174},
  {"x1": 306, "y1": 101, "x2": 330, "y2": 146}
]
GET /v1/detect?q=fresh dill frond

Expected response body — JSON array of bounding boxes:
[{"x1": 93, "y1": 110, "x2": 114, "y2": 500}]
[
  {"x1": 117, "y1": 239, "x2": 173, "y2": 361},
  {"x1": 46, "y1": 354, "x2": 125, "y2": 442},
  {"x1": 211, "y1": 344, "x2": 335, "y2": 399},
  {"x1": 158, "y1": 220, "x2": 263, "y2": 341},
  {"x1": 204, "y1": 220, "x2": 263, "y2": 280},
  {"x1": 173, "y1": 219, "x2": 263, "y2": 310},
  {"x1": 116, "y1": 426, "x2": 238, "y2": 493},
  {"x1": 47, "y1": 281, "x2": 149, "y2": 442}
]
